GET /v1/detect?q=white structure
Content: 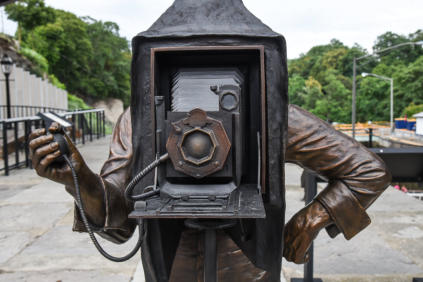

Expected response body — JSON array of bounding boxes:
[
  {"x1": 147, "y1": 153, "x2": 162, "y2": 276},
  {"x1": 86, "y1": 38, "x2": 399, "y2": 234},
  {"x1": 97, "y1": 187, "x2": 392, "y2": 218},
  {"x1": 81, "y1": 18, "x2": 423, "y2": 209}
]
[
  {"x1": 413, "y1": 112, "x2": 423, "y2": 135},
  {"x1": 0, "y1": 66, "x2": 68, "y2": 118}
]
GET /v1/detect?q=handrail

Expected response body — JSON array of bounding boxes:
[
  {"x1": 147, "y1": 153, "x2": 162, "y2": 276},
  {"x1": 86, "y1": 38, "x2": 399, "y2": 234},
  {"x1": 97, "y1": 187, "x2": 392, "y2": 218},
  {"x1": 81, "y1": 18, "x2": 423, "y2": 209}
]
[
  {"x1": 0, "y1": 105, "x2": 69, "y2": 119},
  {"x1": 0, "y1": 108, "x2": 105, "y2": 123},
  {"x1": 0, "y1": 108, "x2": 106, "y2": 175}
]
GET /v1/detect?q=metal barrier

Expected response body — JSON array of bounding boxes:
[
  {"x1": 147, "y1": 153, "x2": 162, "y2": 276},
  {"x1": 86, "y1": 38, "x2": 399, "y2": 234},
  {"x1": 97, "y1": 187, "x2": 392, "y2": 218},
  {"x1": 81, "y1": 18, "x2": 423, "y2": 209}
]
[
  {"x1": 0, "y1": 109, "x2": 105, "y2": 175},
  {"x1": 291, "y1": 170, "x2": 323, "y2": 282},
  {"x1": 339, "y1": 128, "x2": 375, "y2": 147},
  {"x1": 0, "y1": 105, "x2": 68, "y2": 119}
]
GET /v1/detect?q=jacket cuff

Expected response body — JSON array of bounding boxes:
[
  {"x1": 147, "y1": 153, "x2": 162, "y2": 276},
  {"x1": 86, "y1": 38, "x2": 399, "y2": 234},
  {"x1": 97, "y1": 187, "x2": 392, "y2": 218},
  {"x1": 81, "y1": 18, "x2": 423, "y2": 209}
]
[
  {"x1": 71, "y1": 177, "x2": 136, "y2": 244},
  {"x1": 315, "y1": 181, "x2": 371, "y2": 240}
]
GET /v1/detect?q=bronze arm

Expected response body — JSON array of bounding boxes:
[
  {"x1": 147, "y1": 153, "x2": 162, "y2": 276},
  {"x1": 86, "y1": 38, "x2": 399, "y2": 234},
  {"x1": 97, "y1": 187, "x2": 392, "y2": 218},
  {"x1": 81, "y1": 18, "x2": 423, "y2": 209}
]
[{"x1": 286, "y1": 104, "x2": 391, "y2": 238}]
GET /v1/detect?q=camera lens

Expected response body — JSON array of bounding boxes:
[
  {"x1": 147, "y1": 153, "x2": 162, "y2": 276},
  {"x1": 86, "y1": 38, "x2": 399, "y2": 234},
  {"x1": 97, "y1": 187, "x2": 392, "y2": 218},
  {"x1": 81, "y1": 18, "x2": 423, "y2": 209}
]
[
  {"x1": 183, "y1": 131, "x2": 213, "y2": 159},
  {"x1": 220, "y1": 92, "x2": 238, "y2": 111}
]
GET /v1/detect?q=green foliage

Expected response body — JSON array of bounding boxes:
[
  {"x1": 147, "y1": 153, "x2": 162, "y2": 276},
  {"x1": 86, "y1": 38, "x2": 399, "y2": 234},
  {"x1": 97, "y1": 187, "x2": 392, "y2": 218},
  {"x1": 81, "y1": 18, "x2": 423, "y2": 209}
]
[
  {"x1": 6, "y1": 0, "x2": 131, "y2": 106},
  {"x1": 403, "y1": 103, "x2": 423, "y2": 118},
  {"x1": 394, "y1": 56, "x2": 423, "y2": 112},
  {"x1": 5, "y1": 0, "x2": 55, "y2": 31},
  {"x1": 19, "y1": 46, "x2": 49, "y2": 75},
  {"x1": 289, "y1": 31, "x2": 423, "y2": 123},
  {"x1": 48, "y1": 74, "x2": 66, "y2": 90},
  {"x1": 68, "y1": 94, "x2": 91, "y2": 110}
]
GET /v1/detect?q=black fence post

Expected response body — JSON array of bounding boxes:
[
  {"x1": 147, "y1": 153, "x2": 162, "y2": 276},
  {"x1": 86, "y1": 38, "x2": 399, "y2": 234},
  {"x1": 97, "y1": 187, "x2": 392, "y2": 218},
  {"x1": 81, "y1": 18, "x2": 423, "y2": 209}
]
[
  {"x1": 368, "y1": 128, "x2": 373, "y2": 148},
  {"x1": 304, "y1": 172, "x2": 318, "y2": 282},
  {"x1": 80, "y1": 114, "x2": 85, "y2": 145},
  {"x1": 24, "y1": 120, "x2": 30, "y2": 168},
  {"x1": 3, "y1": 122, "x2": 9, "y2": 176},
  {"x1": 14, "y1": 122, "x2": 19, "y2": 167},
  {"x1": 71, "y1": 114, "x2": 76, "y2": 143},
  {"x1": 102, "y1": 111, "x2": 105, "y2": 137},
  {"x1": 292, "y1": 170, "x2": 322, "y2": 282},
  {"x1": 96, "y1": 111, "x2": 100, "y2": 139},
  {"x1": 89, "y1": 112, "x2": 93, "y2": 142}
]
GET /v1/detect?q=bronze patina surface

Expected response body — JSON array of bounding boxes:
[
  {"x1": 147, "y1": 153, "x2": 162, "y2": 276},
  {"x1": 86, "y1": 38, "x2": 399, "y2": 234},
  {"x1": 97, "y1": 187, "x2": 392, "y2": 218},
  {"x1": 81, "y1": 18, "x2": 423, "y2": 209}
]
[
  {"x1": 166, "y1": 109, "x2": 231, "y2": 179},
  {"x1": 30, "y1": 104, "x2": 390, "y2": 281}
]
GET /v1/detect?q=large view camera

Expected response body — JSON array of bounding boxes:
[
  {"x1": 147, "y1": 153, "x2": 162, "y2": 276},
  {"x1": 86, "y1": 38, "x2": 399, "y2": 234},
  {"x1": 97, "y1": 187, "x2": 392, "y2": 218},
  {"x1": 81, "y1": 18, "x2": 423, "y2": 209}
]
[{"x1": 128, "y1": 46, "x2": 267, "y2": 219}]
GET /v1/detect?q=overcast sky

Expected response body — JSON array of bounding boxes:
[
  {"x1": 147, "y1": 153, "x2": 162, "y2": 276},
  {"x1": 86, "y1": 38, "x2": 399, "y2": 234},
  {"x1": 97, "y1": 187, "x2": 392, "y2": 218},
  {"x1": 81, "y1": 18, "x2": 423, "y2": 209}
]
[{"x1": 1, "y1": 0, "x2": 422, "y2": 59}]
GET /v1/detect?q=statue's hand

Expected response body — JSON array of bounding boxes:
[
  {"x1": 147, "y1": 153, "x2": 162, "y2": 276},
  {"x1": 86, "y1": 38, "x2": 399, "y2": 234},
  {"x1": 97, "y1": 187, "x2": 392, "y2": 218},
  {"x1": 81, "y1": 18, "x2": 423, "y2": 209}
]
[
  {"x1": 29, "y1": 123, "x2": 87, "y2": 187},
  {"x1": 283, "y1": 200, "x2": 332, "y2": 264}
]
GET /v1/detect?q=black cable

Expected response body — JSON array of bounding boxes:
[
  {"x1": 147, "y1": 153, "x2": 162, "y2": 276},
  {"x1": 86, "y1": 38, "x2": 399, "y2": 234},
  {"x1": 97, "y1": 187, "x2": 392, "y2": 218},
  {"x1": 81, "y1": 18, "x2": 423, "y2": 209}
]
[
  {"x1": 124, "y1": 153, "x2": 169, "y2": 201},
  {"x1": 63, "y1": 155, "x2": 142, "y2": 262}
]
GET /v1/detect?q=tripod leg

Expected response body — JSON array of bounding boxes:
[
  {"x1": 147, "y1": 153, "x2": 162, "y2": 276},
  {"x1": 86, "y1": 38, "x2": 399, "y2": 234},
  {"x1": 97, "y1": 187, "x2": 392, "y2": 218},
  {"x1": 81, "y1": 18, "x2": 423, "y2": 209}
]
[{"x1": 204, "y1": 229, "x2": 217, "y2": 282}]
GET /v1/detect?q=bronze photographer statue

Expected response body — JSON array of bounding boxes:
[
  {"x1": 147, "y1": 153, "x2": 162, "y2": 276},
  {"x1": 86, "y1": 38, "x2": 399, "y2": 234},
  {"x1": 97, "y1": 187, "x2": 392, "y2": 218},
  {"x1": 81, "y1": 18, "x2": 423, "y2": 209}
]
[{"x1": 29, "y1": 1, "x2": 390, "y2": 281}]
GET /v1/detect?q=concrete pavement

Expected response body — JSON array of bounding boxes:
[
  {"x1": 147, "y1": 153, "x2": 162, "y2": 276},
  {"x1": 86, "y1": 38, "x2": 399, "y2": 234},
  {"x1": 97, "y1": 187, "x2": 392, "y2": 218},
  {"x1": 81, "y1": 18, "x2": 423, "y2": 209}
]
[
  {"x1": 0, "y1": 136, "x2": 423, "y2": 281},
  {"x1": 283, "y1": 163, "x2": 423, "y2": 282},
  {"x1": 0, "y1": 136, "x2": 140, "y2": 282}
]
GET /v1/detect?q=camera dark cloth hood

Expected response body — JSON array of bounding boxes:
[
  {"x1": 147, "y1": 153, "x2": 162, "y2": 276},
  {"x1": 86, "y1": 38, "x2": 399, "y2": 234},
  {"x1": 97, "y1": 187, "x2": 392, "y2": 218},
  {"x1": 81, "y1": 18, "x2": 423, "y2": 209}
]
[{"x1": 130, "y1": 0, "x2": 288, "y2": 281}]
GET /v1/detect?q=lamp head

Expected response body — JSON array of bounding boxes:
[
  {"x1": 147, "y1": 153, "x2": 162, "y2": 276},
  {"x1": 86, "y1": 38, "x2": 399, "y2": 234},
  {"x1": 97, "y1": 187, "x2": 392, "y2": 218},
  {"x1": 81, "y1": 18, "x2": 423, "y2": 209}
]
[
  {"x1": 1, "y1": 54, "x2": 13, "y2": 75},
  {"x1": 361, "y1": 72, "x2": 369, "y2": 77},
  {"x1": 415, "y1": 40, "x2": 423, "y2": 46}
]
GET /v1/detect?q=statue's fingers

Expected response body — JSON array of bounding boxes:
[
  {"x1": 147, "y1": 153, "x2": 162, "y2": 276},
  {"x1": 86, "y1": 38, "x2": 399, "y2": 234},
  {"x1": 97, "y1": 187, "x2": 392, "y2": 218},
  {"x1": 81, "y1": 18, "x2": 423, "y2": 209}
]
[
  {"x1": 289, "y1": 236, "x2": 307, "y2": 264},
  {"x1": 48, "y1": 122, "x2": 61, "y2": 134},
  {"x1": 294, "y1": 239, "x2": 312, "y2": 264},
  {"x1": 29, "y1": 128, "x2": 46, "y2": 142},
  {"x1": 38, "y1": 150, "x2": 61, "y2": 172},
  {"x1": 32, "y1": 142, "x2": 58, "y2": 166},
  {"x1": 29, "y1": 134, "x2": 54, "y2": 152}
]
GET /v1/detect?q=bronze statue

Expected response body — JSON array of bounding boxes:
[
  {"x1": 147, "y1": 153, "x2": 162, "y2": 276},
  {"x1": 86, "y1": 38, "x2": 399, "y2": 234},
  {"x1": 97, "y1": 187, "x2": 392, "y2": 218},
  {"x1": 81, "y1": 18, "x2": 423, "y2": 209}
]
[{"x1": 28, "y1": 0, "x2": 391, "y2": 281}]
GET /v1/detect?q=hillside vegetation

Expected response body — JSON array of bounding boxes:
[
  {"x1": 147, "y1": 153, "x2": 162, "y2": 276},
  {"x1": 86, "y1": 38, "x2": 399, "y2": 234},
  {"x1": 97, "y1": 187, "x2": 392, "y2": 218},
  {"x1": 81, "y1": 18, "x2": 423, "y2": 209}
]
[
  {"x1": 5, "y1": 0, "x2": 131, "y2": 106},
  {"x1": 289, "y1": 31, "x2": 423, "y2": 123},
  {"x1": 5, "y1": 1, "x2": 423, "y2": 118}
]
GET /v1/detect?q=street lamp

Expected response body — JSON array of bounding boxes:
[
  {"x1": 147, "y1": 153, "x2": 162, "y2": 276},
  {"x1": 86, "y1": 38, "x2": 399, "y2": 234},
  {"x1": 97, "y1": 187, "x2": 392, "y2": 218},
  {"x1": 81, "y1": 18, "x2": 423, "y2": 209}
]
[
  {"x1": 1, "y1": 54, "x2": 14, "y2": 120},
  {"x1": 351, "y1": 40, "x2": 423, "y2": 138},
  {"x1": 361, "y1": 72, "x2": 394, "y2": 132}
]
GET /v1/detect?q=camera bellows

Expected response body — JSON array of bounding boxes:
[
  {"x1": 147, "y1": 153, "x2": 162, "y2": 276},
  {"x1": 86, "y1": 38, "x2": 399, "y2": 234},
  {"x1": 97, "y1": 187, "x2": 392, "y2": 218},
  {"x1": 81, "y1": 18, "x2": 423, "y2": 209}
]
[{"x1": 171, "y1": 68, "x2": 243, "y2": 112}]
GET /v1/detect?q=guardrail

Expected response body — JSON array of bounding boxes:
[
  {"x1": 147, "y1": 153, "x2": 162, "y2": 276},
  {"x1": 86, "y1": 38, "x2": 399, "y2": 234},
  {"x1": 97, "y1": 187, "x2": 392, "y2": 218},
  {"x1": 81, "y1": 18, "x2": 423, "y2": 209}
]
[
  {"x1": 0, "y1": 109, "x2": 105, "y2": 176},
  {"x1": 338, "y1": 128, "x2": 375, "y2": 147},
  {"x1": 0, "y1": 105, "x2": 68, "y2": 119}
]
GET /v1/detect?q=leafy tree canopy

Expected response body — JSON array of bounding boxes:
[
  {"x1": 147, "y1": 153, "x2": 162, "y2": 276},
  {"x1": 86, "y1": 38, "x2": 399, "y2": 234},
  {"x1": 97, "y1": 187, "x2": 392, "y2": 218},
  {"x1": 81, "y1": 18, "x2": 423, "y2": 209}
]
[
  {"x1": 289, "y1": 30, "x2": 423, "y2": 123},
  {"x1": 5, "y1": 0, "x2": 131, "y2": 106}
]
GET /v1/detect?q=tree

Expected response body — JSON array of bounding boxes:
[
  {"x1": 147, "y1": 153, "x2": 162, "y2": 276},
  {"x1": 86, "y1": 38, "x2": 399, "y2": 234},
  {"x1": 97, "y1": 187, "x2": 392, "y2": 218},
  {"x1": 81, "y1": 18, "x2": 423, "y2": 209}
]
[
  {"x1": 313, "y1": 70, "x2": 351, "y2": 123},
  {"x1": 5, "y1": 1, "x2": 131, "y2": 105},
  {"x1": 84, "y1": 18, "x2": 131, "y2": 104},
  {"x1": 5, "y1": 0, "x2": 55, "y2": 42},
  {"x1": 288, "y1": 74, "x2": 306, "y2": 106},
  {"x1": 288, "y1": 31, "x2": 423, "y2": 123},
  {"x1": 24, "y1": 10, "x2": 93, "y2": 95}
]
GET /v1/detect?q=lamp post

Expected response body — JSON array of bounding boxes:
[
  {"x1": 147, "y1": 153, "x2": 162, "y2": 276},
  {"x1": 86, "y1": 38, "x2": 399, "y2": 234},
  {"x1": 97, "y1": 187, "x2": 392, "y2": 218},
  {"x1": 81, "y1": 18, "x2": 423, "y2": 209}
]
[
  {"x1": 361, "y1": 72, "x2": 394, "y2": 132},
  {"x1": 1, "y1": 54, "x2": 14, "y2": 120},
  {"x1": 351, "y1": 40, "x2": 423, "y2": 138}
]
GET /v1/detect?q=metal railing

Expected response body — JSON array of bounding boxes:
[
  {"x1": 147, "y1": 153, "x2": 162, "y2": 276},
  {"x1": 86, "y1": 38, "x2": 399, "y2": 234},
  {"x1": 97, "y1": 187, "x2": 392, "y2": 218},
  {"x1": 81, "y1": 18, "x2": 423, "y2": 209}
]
[
  {"x1": 0, "y1": 108, "x2": 105, "y2": 175},
  {"x1": 338, "y1": 128, "x2": 375, "y2": 147},
  {"x1": 0, "y1": 105, "x2": 68, "y2": 119}
]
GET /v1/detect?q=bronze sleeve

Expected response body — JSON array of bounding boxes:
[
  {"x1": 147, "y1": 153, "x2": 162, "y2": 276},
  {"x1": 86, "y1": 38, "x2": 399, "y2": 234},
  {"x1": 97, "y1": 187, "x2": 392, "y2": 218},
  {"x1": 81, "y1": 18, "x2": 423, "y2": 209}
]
[
  {"x1": 286, "y1": 104, "x2": 391, "y2": 240},
  {"x1": 72, "y1": 108, "x2": 136, "y2": 244}
]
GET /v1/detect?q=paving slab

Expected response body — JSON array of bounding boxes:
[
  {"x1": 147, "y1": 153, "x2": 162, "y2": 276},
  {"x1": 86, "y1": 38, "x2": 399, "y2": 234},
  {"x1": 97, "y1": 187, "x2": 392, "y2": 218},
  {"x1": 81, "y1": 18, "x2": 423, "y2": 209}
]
[
  {"x1": 0, "y1": 270, "x2": 134, "y2": 282},
  {"x1": 0, "y1": 136, "x2": 140, "y2": 281},
  {"x1": 0, "y1": 232, "x2": 32, "y2": 264},
  {"x1": 3, "y1": 225, "x2": 139, "y2": 273}
]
